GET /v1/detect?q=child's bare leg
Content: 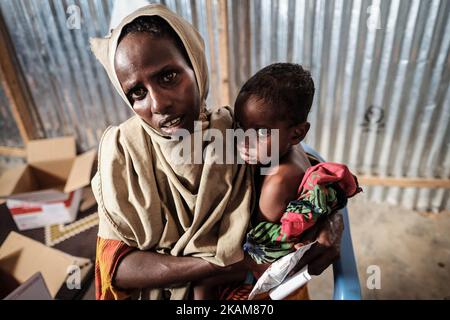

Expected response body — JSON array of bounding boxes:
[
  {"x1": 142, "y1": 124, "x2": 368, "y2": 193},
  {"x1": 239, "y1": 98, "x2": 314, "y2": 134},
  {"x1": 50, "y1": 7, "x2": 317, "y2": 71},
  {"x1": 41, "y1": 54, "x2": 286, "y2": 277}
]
[{"x1": 193, "y1": 284, "x2": 219, "y2": 300}]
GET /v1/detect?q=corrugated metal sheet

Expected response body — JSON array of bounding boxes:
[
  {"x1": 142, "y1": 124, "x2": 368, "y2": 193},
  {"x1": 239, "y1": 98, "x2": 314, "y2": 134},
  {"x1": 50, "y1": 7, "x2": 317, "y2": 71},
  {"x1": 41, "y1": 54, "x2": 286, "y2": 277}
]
[
  {"x1": 0, "y1": 84, "x2": 26, "y2": 169},
  {"x1": 0, "y1": 84, "x2": 23, "y2": 147},
  {"x1": 230, "y1": 0, "x2": 450, "y2": 212},
  {"x1": 0, "y1": 0, "x2": 448, "y2": 211},
  {"x1": 0, "y1": 0, "x2": 131, "y2": 150}
]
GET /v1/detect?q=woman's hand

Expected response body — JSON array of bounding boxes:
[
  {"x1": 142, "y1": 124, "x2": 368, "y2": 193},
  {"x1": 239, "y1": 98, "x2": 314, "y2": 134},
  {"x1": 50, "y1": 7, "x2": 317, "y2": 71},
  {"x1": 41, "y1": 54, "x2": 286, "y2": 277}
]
[
  {"x1": 191, "y1": 252, "x2": 270, "y2": 295},
  {"x1": 291, "y1": 212, "x2": 344, "y2": 276}
]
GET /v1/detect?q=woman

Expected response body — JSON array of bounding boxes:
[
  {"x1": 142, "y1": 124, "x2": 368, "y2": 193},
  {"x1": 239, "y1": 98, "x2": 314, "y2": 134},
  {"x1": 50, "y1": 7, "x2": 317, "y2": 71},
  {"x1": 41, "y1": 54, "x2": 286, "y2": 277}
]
[{"x1": 91, "y1": 4, "x2": 343, "y2": 300}]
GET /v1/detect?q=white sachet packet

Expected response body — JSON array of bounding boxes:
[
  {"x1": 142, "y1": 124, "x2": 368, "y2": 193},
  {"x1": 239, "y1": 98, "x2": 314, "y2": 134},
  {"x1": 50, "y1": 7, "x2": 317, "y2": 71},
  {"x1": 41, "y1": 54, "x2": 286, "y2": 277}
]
[{"x1": 248, "y1": 241, "x2": 317, "y2": 300}]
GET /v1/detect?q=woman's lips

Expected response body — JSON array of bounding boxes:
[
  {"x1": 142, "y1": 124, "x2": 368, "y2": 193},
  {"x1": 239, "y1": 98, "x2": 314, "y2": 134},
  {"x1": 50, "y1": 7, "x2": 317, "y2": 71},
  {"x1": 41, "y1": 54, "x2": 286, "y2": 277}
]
[{"x1": 160, "y1": 115, "x2": 185, "y2": 134}]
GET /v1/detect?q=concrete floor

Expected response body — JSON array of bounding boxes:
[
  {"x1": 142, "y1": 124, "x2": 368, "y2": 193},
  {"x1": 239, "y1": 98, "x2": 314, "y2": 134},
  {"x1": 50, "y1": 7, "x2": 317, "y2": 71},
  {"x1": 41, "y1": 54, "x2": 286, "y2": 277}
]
[{"x1": 308, "y1": 193, "x2": 450, "y2": 300}]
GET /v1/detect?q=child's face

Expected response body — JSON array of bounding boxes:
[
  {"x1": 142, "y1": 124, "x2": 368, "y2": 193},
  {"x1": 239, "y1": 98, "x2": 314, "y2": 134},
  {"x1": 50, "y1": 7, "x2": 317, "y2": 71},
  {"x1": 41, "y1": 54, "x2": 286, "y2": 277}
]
[
  {"x1": 115, "y1": 33, "x2": 200, "y2": 135},
  {"x1": 235, "y1": 95, "x2": 309, "y2": 164}
]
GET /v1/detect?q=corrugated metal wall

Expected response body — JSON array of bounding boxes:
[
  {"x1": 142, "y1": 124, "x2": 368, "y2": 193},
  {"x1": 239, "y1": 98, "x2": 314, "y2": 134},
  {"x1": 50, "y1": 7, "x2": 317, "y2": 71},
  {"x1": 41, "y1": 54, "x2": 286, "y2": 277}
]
[
  {"x1": 0, "y1": 0, "x2": 448, "y2": 211},
  {"x1": 0, "y1": 0, "x2": 130, "y2": 149},
  {"x1": 231, "y1": 0, "x2": 450, "y2": 212},
  {"x1": 0, "y1": 84, "x2": 23, "y2": 148}
]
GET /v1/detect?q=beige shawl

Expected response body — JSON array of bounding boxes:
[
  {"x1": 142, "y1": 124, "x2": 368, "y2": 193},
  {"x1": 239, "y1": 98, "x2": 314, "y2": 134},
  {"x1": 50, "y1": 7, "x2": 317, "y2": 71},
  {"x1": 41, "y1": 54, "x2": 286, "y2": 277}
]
[{"x1": 90, "y1": 4, "x2": 253, "y2": 299}]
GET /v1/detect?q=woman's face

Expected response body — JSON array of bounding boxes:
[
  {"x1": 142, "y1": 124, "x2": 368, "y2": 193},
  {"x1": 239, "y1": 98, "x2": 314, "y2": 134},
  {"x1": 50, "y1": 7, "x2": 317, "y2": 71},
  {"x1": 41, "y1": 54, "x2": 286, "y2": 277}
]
[{"x1": 115, "y1": 32, "x2": 200, "y2": 135}]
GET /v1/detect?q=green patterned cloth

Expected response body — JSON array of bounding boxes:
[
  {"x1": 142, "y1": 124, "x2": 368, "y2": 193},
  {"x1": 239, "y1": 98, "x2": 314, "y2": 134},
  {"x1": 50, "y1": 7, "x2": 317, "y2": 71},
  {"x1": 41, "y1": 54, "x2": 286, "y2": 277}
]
[{"x1": 244, "y1": 162, "x2": 361, "y2": 264}]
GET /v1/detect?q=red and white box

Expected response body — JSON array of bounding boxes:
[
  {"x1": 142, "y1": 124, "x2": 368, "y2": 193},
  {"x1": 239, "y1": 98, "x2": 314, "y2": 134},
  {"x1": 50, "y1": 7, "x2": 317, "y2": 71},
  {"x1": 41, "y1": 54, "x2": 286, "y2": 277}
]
[
  {"x1": 0, "y1": 136, "x2": 95, "y2": 230},
  {"x1": 6, "y1": 189, "x2": 82, "y2": 231}
]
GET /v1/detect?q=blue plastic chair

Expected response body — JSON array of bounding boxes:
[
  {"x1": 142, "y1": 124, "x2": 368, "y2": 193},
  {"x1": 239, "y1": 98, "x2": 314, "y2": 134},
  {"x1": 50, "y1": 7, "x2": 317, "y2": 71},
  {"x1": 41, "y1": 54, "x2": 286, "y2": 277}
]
[{"x1": 301, "y1": 143, "x2": 362, "y2": 300}]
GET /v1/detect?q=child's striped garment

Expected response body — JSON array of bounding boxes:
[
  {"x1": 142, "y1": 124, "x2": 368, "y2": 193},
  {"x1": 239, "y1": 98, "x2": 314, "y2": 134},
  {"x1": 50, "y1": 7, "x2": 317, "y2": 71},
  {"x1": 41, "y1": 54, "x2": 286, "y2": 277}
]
[{"x1": 244, "y1": 162, "x2": 362, "y2": 264}]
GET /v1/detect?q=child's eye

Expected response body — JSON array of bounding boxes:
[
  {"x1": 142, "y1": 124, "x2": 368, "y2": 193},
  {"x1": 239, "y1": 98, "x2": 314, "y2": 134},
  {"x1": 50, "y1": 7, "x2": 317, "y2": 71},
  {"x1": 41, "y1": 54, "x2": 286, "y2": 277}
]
[
  {"x1": 130, "y1": 87, "x2": 147, "y2": 101},
  {"x1": 257, "y1": 128, "x2": 271, "y2": 137},
  {"x1": 161, "y1": 71, "x2": 178, "y2": 84}
]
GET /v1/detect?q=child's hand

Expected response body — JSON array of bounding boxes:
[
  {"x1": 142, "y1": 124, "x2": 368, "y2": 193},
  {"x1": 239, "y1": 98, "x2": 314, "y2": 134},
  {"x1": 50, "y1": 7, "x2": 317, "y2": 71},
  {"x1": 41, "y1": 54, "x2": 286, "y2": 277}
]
[
  {"x1": 293, "y1": 241, "x2": 312, "y2": 250},
  {"x1": 241, "y1": 253, "x2": 271, "y2": 279}
]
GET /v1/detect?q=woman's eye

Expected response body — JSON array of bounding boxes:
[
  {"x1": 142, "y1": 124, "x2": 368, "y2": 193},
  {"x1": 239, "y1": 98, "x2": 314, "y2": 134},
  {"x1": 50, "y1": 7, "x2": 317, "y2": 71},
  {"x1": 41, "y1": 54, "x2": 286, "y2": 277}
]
[
  {"x1": 161, "y1": 71, "x2": 178, "y2": 84},
  {"x1": 131, "y1": 88, "x2": 147, "y2": 100},
  {"x1": 257, "y1": 128, "x2": 271, "y2": 137}
]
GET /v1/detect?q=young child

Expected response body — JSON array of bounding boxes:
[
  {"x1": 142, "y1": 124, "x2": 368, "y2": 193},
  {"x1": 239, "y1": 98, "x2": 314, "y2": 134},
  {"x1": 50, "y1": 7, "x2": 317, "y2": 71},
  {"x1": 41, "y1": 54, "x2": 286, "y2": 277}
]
[
  {"x1": 235, "y1": 63, "x2": 361, "y2": 265},
  {"x1": 192, "y1": 63, "x2": 360, "y2": 299}
]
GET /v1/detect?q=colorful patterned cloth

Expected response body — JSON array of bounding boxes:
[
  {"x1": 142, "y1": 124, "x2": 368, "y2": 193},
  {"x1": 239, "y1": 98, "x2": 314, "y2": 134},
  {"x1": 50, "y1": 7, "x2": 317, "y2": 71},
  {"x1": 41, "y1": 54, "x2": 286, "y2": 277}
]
[
  {"x1": 244, "y1": 162, "x2": 361, "y2": 264},
  {"x1": 95, "y1": 237, "x2": 135, "y2": 300}
]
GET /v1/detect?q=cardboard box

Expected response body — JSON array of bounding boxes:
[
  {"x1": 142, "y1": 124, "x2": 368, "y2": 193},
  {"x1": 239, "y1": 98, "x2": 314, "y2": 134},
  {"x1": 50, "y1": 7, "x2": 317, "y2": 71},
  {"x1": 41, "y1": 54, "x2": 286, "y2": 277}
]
[
  {"x1": 0, "y1": 232, "x2": 93, "y2": 299},
  {"x1": 3, "y1": 272, "x2": 53, "y2": 300},
  {"x1": 0, "y1": 137, "x2": 96, "y2": 230}
]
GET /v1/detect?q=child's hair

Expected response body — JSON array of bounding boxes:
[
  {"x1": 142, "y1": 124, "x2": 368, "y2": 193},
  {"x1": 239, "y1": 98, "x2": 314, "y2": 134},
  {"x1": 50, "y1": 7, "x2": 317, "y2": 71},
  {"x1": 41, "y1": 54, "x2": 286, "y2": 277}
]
[
  {"x1": 118, "y1": 16, "x2": 191, "y2": 66},
  {"x1": 236, "y1": 63, "x2": 315, "y2": 125}
]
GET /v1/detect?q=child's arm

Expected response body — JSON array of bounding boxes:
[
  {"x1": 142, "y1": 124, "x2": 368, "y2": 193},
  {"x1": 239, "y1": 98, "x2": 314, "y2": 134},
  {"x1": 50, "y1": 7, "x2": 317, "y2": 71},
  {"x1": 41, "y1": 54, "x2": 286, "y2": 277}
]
[{"x1": 257, "y1": 171, "x2": 302, "y2": 224}]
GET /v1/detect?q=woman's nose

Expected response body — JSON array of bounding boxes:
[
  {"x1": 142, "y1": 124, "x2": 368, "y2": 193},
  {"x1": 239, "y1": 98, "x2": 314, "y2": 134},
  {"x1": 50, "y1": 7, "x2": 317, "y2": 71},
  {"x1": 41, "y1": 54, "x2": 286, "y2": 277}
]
[{"x1": 147, "y1": 87, "x2": 172, "y2": 114}]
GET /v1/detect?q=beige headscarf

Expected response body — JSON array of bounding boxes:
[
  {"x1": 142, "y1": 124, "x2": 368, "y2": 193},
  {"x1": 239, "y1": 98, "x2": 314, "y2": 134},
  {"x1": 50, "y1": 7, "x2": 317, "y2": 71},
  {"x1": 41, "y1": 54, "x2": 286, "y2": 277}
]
[{"x1": 90, "y1": 4, "x2": 253, "y2": 299}]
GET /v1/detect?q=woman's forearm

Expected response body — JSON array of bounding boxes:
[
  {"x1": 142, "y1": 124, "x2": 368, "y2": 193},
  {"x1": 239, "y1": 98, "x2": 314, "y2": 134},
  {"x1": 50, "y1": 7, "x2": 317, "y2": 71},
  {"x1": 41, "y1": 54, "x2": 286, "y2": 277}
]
[{"x1": 114, "y1": 250, "x2": 229, "y2": 290}]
